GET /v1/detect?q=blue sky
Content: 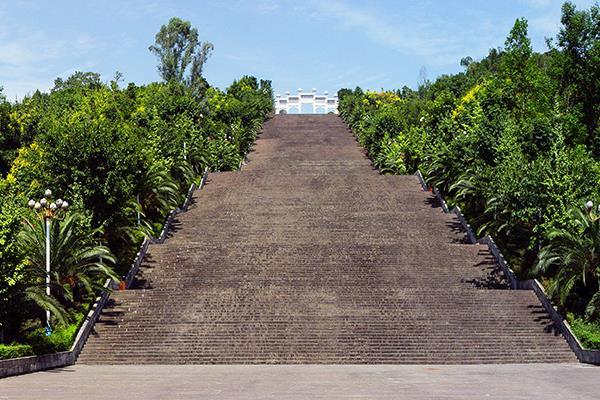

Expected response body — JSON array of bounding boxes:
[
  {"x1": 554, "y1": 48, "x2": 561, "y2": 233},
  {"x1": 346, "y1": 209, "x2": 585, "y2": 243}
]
[{"x1": 0, "y1": 0, "x2": 596, "y2": 100}]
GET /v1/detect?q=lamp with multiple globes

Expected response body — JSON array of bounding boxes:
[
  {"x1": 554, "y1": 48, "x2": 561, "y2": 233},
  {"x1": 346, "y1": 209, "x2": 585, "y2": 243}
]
[{"x1": 27, "y1": 189, "x2": 69, "y2": 334}]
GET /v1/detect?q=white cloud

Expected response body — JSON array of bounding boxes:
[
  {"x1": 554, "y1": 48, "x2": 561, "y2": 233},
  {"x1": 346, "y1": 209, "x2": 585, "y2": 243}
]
[
  {"x1": 89, "y1": 0, "x2": 173, "y2": 20},
  {"x1": 520, "y1": 0, "x2": 554, "y2": 8},
  {"x1": 55, "y1": 62, "x2": 98, "y2": 80},
  {"x1": 529, "y1": 13, "x2": 562, "y2": 34},
  {"x1": 522, "y1": 0, "x2": 597, "y2": 37},
  {"x1": 0, "y1": 4, "x2": 106, "y2": 100},
  {"x1": 0, "y1": 78, "x2": 53, "y2": 101},
  {"x1": 0, "y1": 43, "x2": 39, "y2": 66},
  {"x1": 304, "y1": 0, "x2": 493, "y2": 67},
  {"x1": 0, "y1": 33, "x2": 67, "y2": 99},
  {"x1": 256, "y1": 0, "x2": 281, "y2": 13}
]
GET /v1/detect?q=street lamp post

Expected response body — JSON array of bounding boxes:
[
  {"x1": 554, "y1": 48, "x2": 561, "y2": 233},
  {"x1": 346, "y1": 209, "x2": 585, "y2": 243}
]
[{"x1": 27, "y1": 189, "x2": 68, "y2": 333}]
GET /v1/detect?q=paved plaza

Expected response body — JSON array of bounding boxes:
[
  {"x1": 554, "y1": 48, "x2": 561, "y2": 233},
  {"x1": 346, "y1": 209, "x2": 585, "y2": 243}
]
[{"x1": 1, "y1": 364, "x2": 599, "y2": 399}]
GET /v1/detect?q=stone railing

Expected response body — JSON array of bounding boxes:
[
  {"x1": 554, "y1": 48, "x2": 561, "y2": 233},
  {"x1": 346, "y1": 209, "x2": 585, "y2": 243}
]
[
  {"x1": 0, "y1": 168, "x2": 209, "y2": 379},
  {"x1": 415, "y1": 170, "x2": 600, "y2": 365}
]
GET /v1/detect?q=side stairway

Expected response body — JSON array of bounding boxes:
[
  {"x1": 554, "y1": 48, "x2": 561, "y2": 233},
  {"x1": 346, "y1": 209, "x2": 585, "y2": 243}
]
[{"x1": 78, "y1": 114, "x2": 575, "y2": 364}]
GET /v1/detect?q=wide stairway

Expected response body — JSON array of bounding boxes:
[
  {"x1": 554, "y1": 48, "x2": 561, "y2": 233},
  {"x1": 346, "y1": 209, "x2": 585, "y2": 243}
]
[{"x1": 79, "y1": 114, "x2": 575, "y2": 364}]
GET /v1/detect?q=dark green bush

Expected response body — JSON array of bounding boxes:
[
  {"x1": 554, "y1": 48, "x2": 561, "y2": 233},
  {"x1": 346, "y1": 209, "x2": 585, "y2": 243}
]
[
  {"x1": 25, "y1": 314, "x2": 83, "y2": 354},
  {"x1": 0, "y1": 343, "x2": 34, "y2": 359}
]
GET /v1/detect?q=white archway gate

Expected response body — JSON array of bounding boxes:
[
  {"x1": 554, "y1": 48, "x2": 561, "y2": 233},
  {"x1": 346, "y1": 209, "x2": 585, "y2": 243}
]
[{"x1": 275, "y1": 89, "x2": 338, "y2": 114}]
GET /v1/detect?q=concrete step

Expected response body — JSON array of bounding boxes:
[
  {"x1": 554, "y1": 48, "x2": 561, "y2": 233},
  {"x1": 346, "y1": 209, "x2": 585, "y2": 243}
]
[{"x1": 78, "y1": 114, "x2": 576, "y2": 365}]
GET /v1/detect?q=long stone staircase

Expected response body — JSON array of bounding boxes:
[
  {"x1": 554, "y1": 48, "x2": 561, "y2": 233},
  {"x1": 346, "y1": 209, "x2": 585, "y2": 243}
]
[{"x1": 78, "y1": 114, "x2": 576, "y2": 364}]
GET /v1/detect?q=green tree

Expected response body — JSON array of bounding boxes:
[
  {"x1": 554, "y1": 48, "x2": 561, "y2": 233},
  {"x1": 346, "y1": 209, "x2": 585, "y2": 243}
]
[
  {"x1": 503, "y1": 18, "x2": 532, "y2": 74},
  {"x1": 0, "y1": 87, "x2": 20, "y2": 176},
  {"x1": 0, "y1": 196, "x2": 26, "y2": 340},
  {"x1": 136, "y1": 160, "x2": 181, "y2": 231},
  {"x1": 553, "y1": 1, "x2": 600, "y2": 154},
  {"x1": 18, "y1": 211, "x2": 118, "y2": 326},
  {"x1": 149, "y1": 17, "x2": 214, "y2": 95},
  {"x1": 0, "y1": 58, "x2": 274, "y2": 341},
  {"x1": 52, "y1": 72, "x2": 102, "y2": 92}
]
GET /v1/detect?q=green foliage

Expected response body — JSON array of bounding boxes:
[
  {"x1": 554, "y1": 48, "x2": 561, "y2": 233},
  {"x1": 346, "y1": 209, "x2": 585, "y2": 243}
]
[
  {"x1": 41, "y1": 120, "x2": 146, "y2": 230},
  {"x1": 0, "y1": 194, "x2": 27, "y2": 339},
  {"x1": 502, "y1": 18, "x2": 533, "y2": 96},
  {"x1": 18, "y1": 211, "x2": 118, "y2": 326},
  {"x1": 568, "y1": 314, "x2": 600, "y2": 349},
  {"x1": 137, "y1": 161, "x2": 182, "y2": 235},
  {"x1": 0, "y1": 314, "x2": 83, "y2": 357},
  {"x1": 52, "y1": 72, "x2": 102, "y2": 92},
  {"x1": 149, "y1": 17, "x2": 213, "y2": 95},
  {"x1": 339, "y1": 89, "x2": 427, "y2": 175},
  {"x1": 24, "y1": 313, "x2": 83, "y2": 354},
  {"x1": 0, "y1": 87, "x2": 21, "y2": 176},
  {"x1": 0, "y1": 343, "x2": 34, "y2": 359},
  {"x1": 0, "y1": 69, "x2": 272, "y2": 346},
  {"x1": 204, "y1": 77, "x2": 273, "y2": 170},
  {"x1": 553, "y1": 2, "x2": 600, "y2": 154},
  {"x1": 535, "y1": 205, "x2": 600, "y2": 318}
]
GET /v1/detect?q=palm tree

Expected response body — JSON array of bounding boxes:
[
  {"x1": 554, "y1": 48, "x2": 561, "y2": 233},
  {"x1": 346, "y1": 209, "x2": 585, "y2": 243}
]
[
  {"x1": 171, "y1": 157, "x2": 195, "y2": 191},
  {"x1": 185, "y1": 138, "x2": 210, "y2": 177},
  {"x1": 535, "y1": 201, "x2": 600, "y2": 318},
  {"x1": 423, "y1": 148, "x2": 454, "y2": 194},
  {"x1": 111, "y1": 160, "x2": 189, "y2": 262},
  {"x1": 137, "y1": 160, "x2": 181, "y2": 223},
  {"x1": 18, "y1": 212, "x2": 118, "y2": 326}
]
